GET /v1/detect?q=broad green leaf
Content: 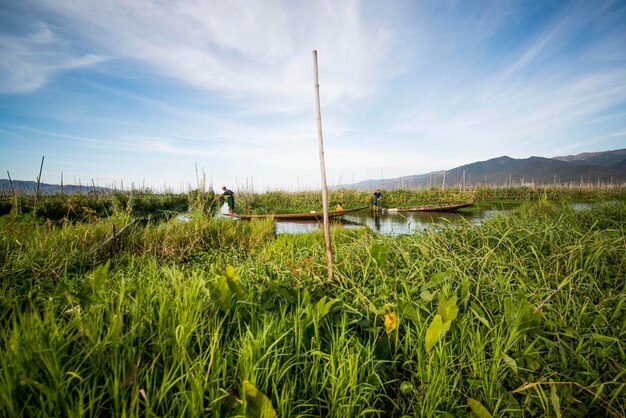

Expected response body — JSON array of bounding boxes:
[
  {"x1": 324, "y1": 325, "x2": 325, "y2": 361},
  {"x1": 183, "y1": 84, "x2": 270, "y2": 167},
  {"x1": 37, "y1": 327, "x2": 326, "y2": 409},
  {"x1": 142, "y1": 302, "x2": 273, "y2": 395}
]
[
  {"x1": 550, "y1": 384, "x2": 561, "y2": 418},
  {"x1": 610, "y1": 296, "x2": 624, "y2": 322},
  {"x1": 470, "y1": 307, "x2": 490, "y2": 327},
  {"x1": 399, "y1": 381, "x2": 414, "y2": 394},
  {"x1": 425, "y1": 314, "x2": 451, "y2": 352},
  {"x1": 368, "y1": 301, "x2": 385, "y2": 316},
  {"x1": 302, "y1": 296, "x2": 337, "y2": 326},
  {"x1": 467, "y1": 398, "x2": 492, "y2": 418},
  {"x1": 591, "y1": 334, "x2": 618, "y2": 343},
  {"x1": 420, "y1": 290, "x2": 437, "y2": 303},
  {"x1": 437, "y1": 294, "x2": 459, "y2": 323},
  {"x1": 225, "y1": 265, "x2": 237, "y2": 279},
  {"x1": 502, "y1": 353, "x2": 517, "y2": 374},
  {"x1": 226, "y1": 273, "x2": 244, "y2": 298},
  {"x1": 268, "y1": 280, "x2": 296, "y2": 304},
  {"x1": 316, "y1": 296, "x2": 335, "y2": 318},
  {"x1": 460, "y1": 277, "x2": 470, "y2": 303},
  {"x1": 421, "y1": 271, "x2": 450, "y2": 291},
  {"x1": 370, "y1": 243, "x2": 388, "y2": 268},
  {"x1": 91, "y1": 260, "x2": 110, "y2": 290},
  {"x1": 77, "y1": 285, "x2": 93, "y2": 306},
  {"x1": 384, "y1": 312, "x2": 398, "y2": 334},
  {"x1": 504, "y1": 290, "x2": 540, "y2": 334},
  {"x1": 210, "y1": 266, "x2": 246, "y2": 312},
  {"x1": 398, "y1": 299, "x2": 421, "y2": 322},
  {"x1": 243, "y1": 380, "x2": 277, "y2": 418},
  {"x1": 366, "y1": 373, "x2": 383, "y2": 389},
  {"x1": 53, "y1": 281, "x2": 71, "y2": 298},
  {"x1": 212, "y1": 276, "x2": 233, "y2": 312}
]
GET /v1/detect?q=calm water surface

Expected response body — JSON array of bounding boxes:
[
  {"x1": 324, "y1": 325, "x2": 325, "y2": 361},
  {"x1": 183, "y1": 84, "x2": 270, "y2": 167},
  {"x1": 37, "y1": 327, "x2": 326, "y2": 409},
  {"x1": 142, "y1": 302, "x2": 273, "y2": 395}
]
[
  {"x1": 274, "y1": 208, "x2": 496, "y2": 235},
  {"x1": 206, "y1": 202, "x2": 595, "y2": 235}
]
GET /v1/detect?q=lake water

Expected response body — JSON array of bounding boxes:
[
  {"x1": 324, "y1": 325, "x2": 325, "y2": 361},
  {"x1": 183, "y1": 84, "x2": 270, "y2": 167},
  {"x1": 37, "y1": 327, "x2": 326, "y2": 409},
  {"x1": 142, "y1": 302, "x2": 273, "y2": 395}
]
[
  {"x1": 273, "y1": 207, "x2": 506, "y2": 235},
  {"x1": 205, "y1": 202, "x2": 595, "y2": 235}
]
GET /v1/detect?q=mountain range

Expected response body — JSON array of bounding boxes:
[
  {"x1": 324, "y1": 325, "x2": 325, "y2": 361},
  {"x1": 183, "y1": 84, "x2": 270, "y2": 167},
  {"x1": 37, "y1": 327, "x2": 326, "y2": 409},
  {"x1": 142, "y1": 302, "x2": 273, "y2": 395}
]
[{"x1": 339, "y1": 148, "x2": 626, "y2": 190}]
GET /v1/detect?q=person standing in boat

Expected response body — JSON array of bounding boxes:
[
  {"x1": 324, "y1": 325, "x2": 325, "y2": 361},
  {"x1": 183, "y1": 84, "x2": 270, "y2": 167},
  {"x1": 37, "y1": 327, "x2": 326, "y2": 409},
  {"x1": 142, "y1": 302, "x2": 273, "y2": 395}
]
[
  {"x1": 220, "y1": 186, "x2": 235, "y2": 215},
  {"x1": 372, "y1": 189, "x2": 382, "y2": 212}
]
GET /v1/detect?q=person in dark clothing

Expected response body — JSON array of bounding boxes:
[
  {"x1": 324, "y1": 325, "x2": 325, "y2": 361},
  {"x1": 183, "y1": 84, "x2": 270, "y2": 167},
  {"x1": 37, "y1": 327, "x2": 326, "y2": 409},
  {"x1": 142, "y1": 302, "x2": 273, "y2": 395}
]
[
  {"x1": 221, "y1": 186, "x2": 235, "y2": 215},
  {"x1": 372, "y1": 189, "x2": 382, "y2": 211}
]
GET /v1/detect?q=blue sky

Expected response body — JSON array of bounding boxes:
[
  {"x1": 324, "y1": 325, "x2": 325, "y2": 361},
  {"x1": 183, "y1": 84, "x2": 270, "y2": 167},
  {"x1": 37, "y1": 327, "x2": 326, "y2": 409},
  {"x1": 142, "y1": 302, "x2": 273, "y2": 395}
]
[{"x1": 1, "y1": 0, "x2": 625, "y2": 192}]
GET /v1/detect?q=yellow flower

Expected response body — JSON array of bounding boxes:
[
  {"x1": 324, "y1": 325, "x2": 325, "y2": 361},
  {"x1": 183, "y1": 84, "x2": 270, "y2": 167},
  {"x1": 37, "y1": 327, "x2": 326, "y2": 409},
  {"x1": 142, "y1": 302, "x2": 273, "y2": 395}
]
[{"x1": 384, "y1": 312, "x2": 398, "y2": 334}]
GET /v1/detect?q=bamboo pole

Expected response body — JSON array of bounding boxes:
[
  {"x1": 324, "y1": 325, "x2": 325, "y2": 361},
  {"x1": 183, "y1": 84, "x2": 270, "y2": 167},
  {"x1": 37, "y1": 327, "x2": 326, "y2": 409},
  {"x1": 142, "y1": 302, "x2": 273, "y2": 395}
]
[
  {"x1": 34, "y1": 156, "x2": 44, "y2": 213},
  {"x1": 90, "y1": 219, "x2": 136, "y2": 256},
  {"x1": 6, "y1": 170, "x2": 15, "y2": 196},
  {"x1": 195, "y1": 162, "x2": 200, "y2": 191},
  {"x1": 312, "y1": 50, "x2": 333, "y2": 281},
  {"x1": 7, "y1": 170, "x2": 20, "y2": 214}
]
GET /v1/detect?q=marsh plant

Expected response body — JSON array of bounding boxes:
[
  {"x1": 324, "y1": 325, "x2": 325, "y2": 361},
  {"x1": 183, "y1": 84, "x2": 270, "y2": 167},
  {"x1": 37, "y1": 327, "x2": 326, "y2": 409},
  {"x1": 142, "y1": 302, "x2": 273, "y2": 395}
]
[{"x1": 0, "y1": 200, "x2": 624, "y2": 416}]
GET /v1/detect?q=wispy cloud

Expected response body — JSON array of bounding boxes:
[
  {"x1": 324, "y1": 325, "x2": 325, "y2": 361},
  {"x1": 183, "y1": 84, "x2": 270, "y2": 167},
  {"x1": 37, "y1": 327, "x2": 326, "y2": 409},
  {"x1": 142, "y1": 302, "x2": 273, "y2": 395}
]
[
  {"x1": 390, "y1": 0, "x2": 626, "y2": 164},
  {"x1": 1, "y1": 1, "x2": 625, "y2": 190},
  {"x1": 29, "y1": 0, "x2": 395, "y2": 112},
  {"x1": 0, "y1": 22, "x2": 105, "y2": 93}
]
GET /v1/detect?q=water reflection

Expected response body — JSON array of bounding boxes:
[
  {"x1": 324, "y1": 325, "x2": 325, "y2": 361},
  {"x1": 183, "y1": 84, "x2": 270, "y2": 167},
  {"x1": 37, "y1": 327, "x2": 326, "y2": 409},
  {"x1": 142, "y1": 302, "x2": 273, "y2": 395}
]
[
  {"x1": 184, "y1": 201, "x2": 597, "y2": 235},
  {"x1": 571, "y1": 202, "x2": 593, "y2": 211},
  {"x1": 275, "y1": 206, "x2": 510, "y2": 235}
]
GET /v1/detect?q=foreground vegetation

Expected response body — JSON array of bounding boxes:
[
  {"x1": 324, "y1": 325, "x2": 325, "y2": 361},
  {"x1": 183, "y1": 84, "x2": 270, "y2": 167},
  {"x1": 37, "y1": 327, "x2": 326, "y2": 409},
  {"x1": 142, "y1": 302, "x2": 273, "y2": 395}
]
[{"x1": 0, "y1": 195, "x2": 625, "y2": 416}]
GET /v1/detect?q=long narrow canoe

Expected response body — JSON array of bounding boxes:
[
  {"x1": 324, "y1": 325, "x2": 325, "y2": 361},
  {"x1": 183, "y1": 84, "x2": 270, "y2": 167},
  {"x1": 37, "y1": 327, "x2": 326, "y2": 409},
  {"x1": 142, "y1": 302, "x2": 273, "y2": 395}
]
[
  {"x1": 231, "y1": 206, "x2": 368, "y2": 221},
  {"x1": 379, "y1": 201, "x2": 473, "y2": 213}
]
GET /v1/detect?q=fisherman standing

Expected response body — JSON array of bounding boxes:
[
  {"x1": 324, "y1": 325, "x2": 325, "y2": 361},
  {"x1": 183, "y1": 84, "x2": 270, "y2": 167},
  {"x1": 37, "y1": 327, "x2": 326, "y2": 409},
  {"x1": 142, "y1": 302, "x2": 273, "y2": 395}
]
[
  {"x1": 372, "y1": 189, "x2": 382, "y2": 211},
  {"x1": 220, "y1": 186, "x2": 235, "y2": 215}
]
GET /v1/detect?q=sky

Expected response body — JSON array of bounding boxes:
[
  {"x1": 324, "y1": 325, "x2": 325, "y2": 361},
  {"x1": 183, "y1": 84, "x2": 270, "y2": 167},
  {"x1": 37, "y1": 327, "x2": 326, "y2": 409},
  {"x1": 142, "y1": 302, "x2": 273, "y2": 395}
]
[{"x1": 1, "y1": 0, "x2": 626, "y2": 192}]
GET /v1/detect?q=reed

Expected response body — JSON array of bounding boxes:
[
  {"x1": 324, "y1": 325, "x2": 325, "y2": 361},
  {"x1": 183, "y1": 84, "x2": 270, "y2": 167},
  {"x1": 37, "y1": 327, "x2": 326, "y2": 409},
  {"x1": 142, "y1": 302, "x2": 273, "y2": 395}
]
[{"x1": 0, "y1": 200, "x2": 624, "y2": 416}]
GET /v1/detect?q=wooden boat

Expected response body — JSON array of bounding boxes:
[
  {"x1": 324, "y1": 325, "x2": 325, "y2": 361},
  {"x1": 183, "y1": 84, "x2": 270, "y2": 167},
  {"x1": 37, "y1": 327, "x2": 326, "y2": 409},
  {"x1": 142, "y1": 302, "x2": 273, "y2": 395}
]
[
  {"x1": 378, "y1": 201, "x2": 473, "y2": 213},
  {"x1": 231, "y1": 206, "x2": 368, "y2": 221}
]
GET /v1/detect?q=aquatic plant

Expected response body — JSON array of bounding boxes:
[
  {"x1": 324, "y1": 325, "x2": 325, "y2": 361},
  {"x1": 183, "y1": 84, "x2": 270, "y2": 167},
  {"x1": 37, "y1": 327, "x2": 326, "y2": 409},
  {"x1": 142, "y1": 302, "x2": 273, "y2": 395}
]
[{"x1": 0, "y1": 201, "x2": 624, "y2": 416}]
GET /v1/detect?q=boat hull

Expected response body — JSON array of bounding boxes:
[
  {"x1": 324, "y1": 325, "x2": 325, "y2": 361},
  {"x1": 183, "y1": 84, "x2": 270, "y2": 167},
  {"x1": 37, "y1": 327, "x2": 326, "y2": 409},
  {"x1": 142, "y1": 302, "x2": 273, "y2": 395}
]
[
  {"x1": 379, "y1": 201, "x2": 473, "y2": 213},
  {"x1": 232, "y1": 206, "x2": 368, "y2": 220}
]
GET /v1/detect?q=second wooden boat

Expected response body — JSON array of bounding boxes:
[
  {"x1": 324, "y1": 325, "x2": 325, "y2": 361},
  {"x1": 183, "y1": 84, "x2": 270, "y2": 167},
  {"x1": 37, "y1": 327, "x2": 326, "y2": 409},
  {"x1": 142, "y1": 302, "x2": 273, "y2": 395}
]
[
  {"x1": 378, "y1": 201, "x2": 473, "y2": 213},
  {"x1": 231, "y1": 206, "x2": 368, "y2": 221}
]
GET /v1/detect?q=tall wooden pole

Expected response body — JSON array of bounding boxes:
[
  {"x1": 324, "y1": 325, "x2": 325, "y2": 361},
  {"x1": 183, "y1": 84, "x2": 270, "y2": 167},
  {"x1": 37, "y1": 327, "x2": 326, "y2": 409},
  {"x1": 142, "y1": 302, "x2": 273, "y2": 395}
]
[
  {"x1": 34, "y1": 155, "x2": 44, "y2": 213},
  {"x1": 312, "y1": 50, "x2": 333, "y2": 281},
  {"x1": 7, "y1": 170, "x2": 15, "y2": 196}
]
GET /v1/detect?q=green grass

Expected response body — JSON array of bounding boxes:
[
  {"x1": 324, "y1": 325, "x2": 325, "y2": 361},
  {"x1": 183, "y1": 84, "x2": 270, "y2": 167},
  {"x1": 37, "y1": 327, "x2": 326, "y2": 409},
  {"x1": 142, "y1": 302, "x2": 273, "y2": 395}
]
[
  {"x1": 0, "y1": 190, "x2": 214, "y2": 221},
  {"x1": 0, "y1": 200, "x2": 624, "y2": 416},
  {"x1": 233, "y1": 186, "x2": 626, "y2": 214}
]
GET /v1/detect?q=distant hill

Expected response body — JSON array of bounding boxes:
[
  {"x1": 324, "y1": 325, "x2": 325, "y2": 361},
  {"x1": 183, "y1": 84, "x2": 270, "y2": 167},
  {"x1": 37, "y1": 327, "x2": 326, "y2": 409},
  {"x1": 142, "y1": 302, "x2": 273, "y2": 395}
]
[
  {"x1": 340, "y1": 148, "x2": 626, "y2": 190},
  {"x1": 553, "y1": 148, "x2": 626, "y2": 167},
  {"x1": 611, "y1": 158, "x2": 626, "y2": 172},
  {"x1": 0, "y1": 180, "x2": 111, "y2": 194}
]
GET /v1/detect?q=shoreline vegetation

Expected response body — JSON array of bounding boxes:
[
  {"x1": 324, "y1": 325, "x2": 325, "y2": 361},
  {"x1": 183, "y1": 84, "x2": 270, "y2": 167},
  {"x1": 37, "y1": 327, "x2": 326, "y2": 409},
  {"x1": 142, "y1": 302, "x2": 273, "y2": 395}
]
[
  {"x1": 0, "y1": 186, "x2": 625, "y2": 416},
  {"x1": 2, "y1": 185, "x2": 625, "y2": 218}
]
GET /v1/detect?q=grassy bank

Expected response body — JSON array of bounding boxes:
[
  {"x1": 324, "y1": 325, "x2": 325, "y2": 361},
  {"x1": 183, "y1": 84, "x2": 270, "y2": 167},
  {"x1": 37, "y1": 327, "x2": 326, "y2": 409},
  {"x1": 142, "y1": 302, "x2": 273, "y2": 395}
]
[
  {"x1": 237, "y1": 186, "x2": 626, "y2": 214},
  {"x1": 0, "y1": 201, "x2": 624, "y2": 416},
  {"x1": 0, "y1": 189, "x2": 217, "y2": 220}
]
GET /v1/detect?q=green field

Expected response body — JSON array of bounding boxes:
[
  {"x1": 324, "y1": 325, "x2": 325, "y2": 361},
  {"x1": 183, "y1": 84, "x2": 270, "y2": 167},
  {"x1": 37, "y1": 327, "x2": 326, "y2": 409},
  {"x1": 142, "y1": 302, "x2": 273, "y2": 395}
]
[{"x1": 0, "y1": 188, "x2": 625, "y2": 417}]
